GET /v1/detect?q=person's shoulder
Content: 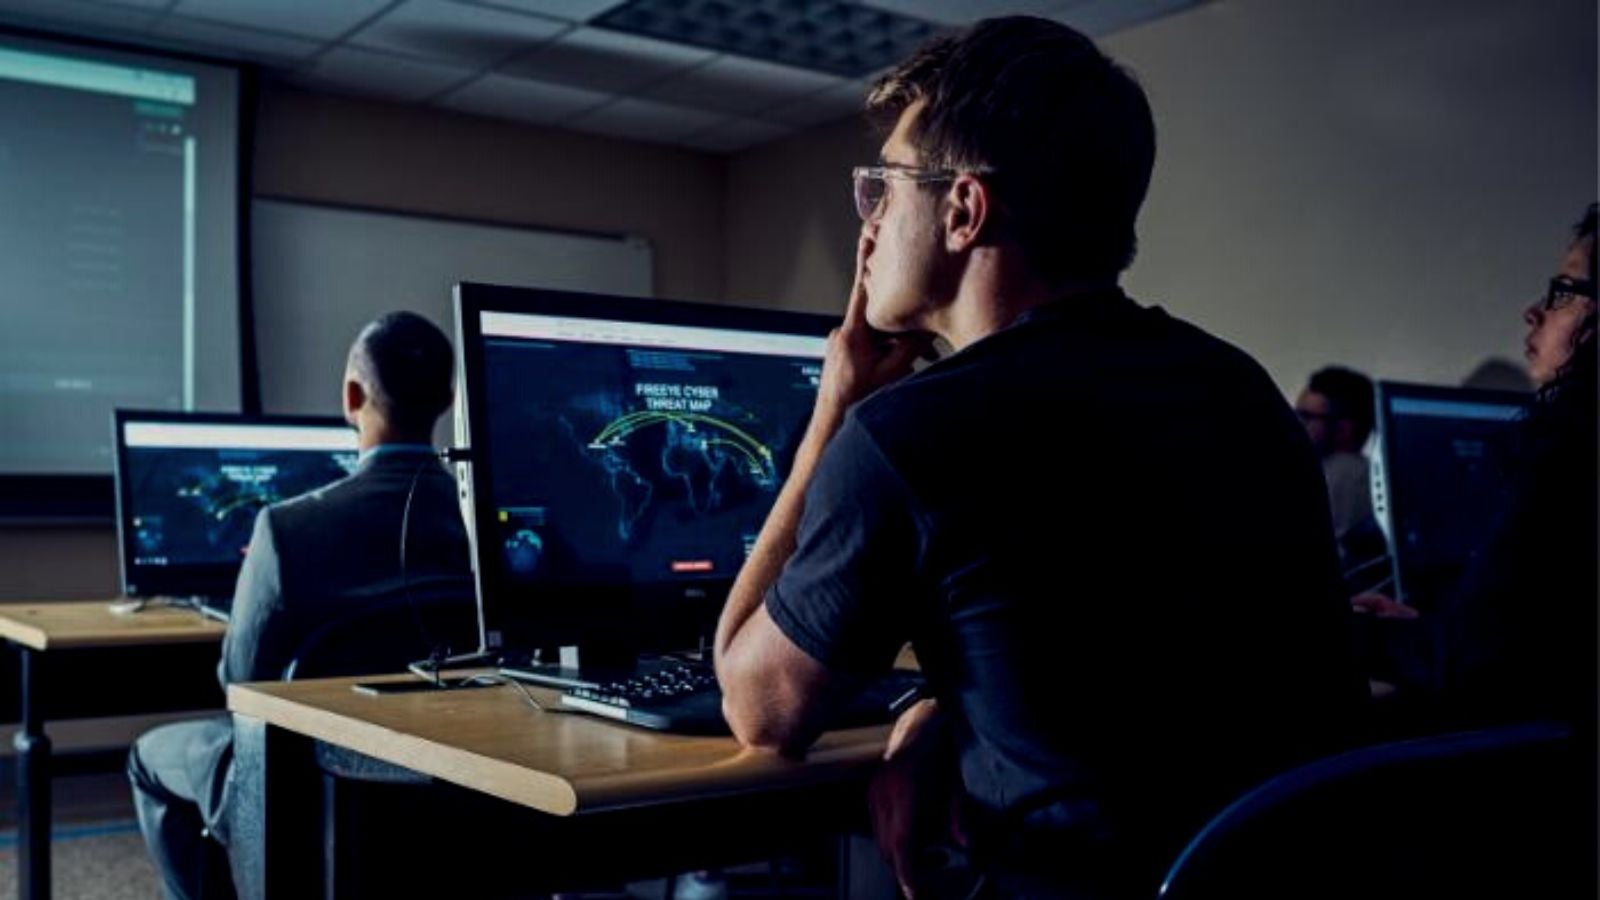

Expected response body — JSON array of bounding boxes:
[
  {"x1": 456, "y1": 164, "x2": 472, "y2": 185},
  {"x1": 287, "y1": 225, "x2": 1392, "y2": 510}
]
[
  {"x1": 850, "y1": 362, "x2": 954, "y2": 437},
  {"x1": 265, "y1": 465, "x2": 367, "y2": 527}
]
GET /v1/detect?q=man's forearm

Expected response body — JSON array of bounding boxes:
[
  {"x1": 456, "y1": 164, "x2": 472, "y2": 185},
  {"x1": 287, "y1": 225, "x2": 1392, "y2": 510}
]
[{"x1": 715, "y1": 409, "x2": 844, "y2": 661}]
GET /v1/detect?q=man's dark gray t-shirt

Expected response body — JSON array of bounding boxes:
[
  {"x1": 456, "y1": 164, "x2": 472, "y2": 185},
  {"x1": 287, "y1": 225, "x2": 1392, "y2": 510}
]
[{"x1": 766, "y1": 290, "x2": 1363, "y2": 890}]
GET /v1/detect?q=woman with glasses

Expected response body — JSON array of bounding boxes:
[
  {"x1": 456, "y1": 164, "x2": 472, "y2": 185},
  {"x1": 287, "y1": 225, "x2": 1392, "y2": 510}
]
[{"x1": 1357, "y1": 203, "x2": 1596, "y2": 730}]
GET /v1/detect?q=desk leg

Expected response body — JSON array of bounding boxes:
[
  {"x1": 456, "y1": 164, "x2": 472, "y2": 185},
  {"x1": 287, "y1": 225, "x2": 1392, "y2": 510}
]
[
  {"x1": 13, "y1": 645, "x2": 50, "y2": 900},
  {"x1": 229, "y1": 714, "x2": 321, "y2": 900}
]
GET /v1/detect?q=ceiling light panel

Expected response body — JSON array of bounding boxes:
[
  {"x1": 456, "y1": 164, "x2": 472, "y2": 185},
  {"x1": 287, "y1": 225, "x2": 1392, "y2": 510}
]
[{"x1": 592, "y1": 0, "x2": 942, "y2": 78}]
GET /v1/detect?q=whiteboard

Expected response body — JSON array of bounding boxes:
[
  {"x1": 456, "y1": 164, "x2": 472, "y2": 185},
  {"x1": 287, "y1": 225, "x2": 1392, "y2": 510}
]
[{"x1": 250, "y1": 198, "x2": 652, "y2": 423}]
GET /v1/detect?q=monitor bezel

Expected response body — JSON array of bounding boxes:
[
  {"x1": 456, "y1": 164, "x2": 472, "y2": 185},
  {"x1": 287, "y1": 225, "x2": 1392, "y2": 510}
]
[
  {"x1": 1372, "y1": 380, "x2": 1530, "y2": 607},
  {"x1": 453, "y1": 281, "x2": 836, "y2": 654},
  {"x1": 112, "y1": 408, "x2": 356, "y2": 599}
]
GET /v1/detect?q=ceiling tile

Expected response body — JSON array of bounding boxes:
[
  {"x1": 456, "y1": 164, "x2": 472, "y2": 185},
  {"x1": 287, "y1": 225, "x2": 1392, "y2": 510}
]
[
  {"x1": 646, "y1": 54, "x2": 843, "y2": 117},
  {"x1": 0, "y1": 0, "x2": 161, "y2": 34},
  {"x1": 567, "y1": 96, "x2": 725, "y2": 143},
  {"x1": 501, "y1": 25, "x2": 713, "y2": 95},
  {"x1": 153, "y1": 15, "x2": 324, "y2": 63},
  {"x1": 85, "y1": 0, "x2": 170, "y2": 8},
  {"x1": 454, "y1": 0, "x2": 625, "y2": 22},
  {"x1": 761, "y1": 77, "x2": 873, "y2": 128},
  {"x1": 860, "y1": 0, "x2": 1061, "y2": 26},
  {"x1": 1048, "y1": 0, "x2": 1203, "y2": 37},
  {"x1": 437, "y1": 71, "x2": 608, "y2": 124},
  {"x1": 307, "y1": 46, "x2": 475, "y2": 103},
  {"x1": 677, "y1": 116, "x2": 792, "y2": 153},
  {"x1": 349, "y1": 0, "x2": 567, "y2": 66},
  {"x1": 172, "y1": 0, "x2": 392, "y2": 41}
]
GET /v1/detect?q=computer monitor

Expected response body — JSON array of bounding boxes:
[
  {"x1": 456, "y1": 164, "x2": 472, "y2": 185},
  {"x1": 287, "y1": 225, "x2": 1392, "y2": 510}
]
[
  {"x1": 1371, "y1": 382, "x2": 1530, "y2": 610},
  {"x1": 113, "y1": 410, "x2": 359, "y2": 599},
  {"x1": 454, "y1": 283, "x2": 833, "y2": 660}
]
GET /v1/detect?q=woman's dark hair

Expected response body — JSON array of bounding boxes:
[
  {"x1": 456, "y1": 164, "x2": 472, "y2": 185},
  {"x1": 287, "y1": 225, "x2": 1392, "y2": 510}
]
[{"x1": 866, "y1": 16, "x2": 1155, "y2": 286}]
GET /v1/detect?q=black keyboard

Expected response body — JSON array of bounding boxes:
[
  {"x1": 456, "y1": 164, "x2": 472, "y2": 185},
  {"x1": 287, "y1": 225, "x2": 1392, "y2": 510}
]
[{"x1": 556, "y1": 658, "x2": 925, "y2": 735}]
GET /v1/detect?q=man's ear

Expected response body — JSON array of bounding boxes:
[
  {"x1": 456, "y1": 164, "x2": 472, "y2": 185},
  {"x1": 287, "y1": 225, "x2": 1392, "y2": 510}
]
[
  {"x1": 942, "y1": 174, "x2": 990, "y2": 253},
  {"x1": 343, "y1": 378, "x2": 365, "y2": 426}
]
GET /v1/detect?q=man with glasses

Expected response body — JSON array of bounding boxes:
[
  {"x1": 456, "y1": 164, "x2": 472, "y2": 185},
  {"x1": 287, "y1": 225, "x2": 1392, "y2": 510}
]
[{"x1": 715, "y1": 16, "x2": 1361, "y2": 899}]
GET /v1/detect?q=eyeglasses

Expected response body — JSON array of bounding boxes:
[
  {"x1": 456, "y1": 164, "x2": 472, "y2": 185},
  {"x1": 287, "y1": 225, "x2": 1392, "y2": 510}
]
[
  {"x1": 1539, "y1": 276, "x2": 1596, "y2": 312},
  {"x1": 850, "y1": 164, "x2": 980, "y2": 222}
]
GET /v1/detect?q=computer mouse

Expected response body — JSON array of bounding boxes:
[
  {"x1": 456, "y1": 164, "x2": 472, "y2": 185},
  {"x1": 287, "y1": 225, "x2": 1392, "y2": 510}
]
[{"x1": 108, "y1": 598, "x2": 146, "y2": 615}]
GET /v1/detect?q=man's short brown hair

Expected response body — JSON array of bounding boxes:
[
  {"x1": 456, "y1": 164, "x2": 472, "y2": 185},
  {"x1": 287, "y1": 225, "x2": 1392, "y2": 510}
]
[{"x1": 867, "y1": 16, "x2": 1155, "y2": 284}]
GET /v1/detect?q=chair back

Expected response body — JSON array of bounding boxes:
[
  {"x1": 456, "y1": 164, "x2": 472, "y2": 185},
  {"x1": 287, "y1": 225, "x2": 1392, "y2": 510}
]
[
  {"x1": 281, "y1": 573, "x2": 479, "y2": 681},
  {"x1": 1158, "y1": 720, "x2": 1587, "y2": 900}
]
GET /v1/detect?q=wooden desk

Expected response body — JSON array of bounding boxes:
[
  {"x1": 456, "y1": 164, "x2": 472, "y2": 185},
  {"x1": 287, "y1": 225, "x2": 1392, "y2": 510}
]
[
  {"x1": 0, "y1": 600, "x2": 226, "y2": 900},
  {"x1": 227, "y1": 674, "x2": 893, "y2": 898}
]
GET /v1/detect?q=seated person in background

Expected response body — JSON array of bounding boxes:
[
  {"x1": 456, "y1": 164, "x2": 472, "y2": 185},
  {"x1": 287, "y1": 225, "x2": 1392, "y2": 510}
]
[
  {"x1": 127, "y1": 311, "x2": 471, "y2": 900},
  {"x1": 1295, "y1": 365, "x2": 1382, "y2": 568},
  {"x1": 714, "y1": 17, "x2": 1364, "y2": 900},
  {"x1": 1355, "y1": 203, "x2": 1597, "y2": 729},
  {"x1": 1462, "y1": 356, "x2": 1534, "y2": 393}
]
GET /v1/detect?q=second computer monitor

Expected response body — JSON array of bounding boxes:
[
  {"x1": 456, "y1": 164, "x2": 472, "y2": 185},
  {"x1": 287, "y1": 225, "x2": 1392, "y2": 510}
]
[
  {"x1": 454, "y1": 283, "x2": 833, "y2": 654},
  {"x1": 113, "y1": 410, "x2": 359, "y2": 599}
]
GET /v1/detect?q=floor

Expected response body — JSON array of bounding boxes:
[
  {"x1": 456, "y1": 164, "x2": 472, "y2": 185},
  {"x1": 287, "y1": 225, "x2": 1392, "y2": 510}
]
[
  {"x1": 0, "y1": 762, "x2": 851, "y2": 899},
  {"x1": 0, "y1": 767, "x2": 165, "y2": 900}
]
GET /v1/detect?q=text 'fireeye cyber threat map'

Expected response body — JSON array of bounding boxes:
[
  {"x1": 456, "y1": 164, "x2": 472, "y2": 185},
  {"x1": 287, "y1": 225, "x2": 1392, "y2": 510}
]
[{"x1": 485, "y1": 336, "x2": 821, "y2": 586}]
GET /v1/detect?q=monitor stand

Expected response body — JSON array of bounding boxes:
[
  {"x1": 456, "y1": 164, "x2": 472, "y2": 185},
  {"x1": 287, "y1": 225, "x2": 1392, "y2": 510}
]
[{"x1": 500, "y1": 642, "x2": 642, "y2": 690}]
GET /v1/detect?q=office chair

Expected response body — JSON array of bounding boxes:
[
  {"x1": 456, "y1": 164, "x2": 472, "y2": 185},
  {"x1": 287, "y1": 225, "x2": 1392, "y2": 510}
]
[
  {"x1": 279, "y1": 574, "x2": 480, "y2": 897},
  {"x1": 1157, "y1": 720, "x2": 1587, "y2": 900}
]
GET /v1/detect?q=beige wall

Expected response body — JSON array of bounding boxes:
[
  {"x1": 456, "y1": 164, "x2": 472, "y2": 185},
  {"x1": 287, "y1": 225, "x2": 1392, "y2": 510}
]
[
  {"x1": 0, "y1": 527, "x2": 119, "y2": 601},
  {"x1": 253, "y1": 85, "x2": 726, "y2": 303},
  {"x1": 722, "y1": 0, "x2": 1599, "y2": 394},
  {"x1": 1110, "y1": 0, "x2": 1597, "y2": 394},
  {"x1": 724, "y1": 116, "x2": 874, "y2": 313}
]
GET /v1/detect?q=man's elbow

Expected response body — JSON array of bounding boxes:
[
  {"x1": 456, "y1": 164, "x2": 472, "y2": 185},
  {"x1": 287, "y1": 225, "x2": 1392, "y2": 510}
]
[
  {"x1": 719, "y1": 660, "x2": 812, "y2": 754},
  {"x1": 723, "y1": 694, "x2": 786, "y2": 751}
]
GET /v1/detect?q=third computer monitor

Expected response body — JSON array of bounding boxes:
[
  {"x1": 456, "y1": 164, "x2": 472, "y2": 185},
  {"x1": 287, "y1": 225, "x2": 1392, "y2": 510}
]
[
  {"x1": 454, "y1": 283, "x2": 833, "y2": 655},
  {"x1": 1372, "y1": 381, "x2": 1530, "y2": 610}
]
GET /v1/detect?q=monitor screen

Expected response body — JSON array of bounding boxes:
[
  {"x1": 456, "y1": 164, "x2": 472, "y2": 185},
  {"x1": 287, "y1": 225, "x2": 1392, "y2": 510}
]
[
  {"x1": 1373, "y1": 382, "x2": 1530, "y2": 609},
  {"x1": 0, "y1": 33, "x2": 243, "y2": 504},
  {"x1": 114, "y1": 411, "x2": 359, "y2": 598},
  {"x1": 455, "y1": 283, "x2": 832, "y2": 653}
]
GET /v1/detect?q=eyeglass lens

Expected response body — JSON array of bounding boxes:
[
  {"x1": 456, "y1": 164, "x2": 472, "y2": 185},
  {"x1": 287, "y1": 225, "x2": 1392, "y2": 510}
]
[
  {"x1": 853, "y1": 171, "x2": 886, "y2": 222},
  {"x1": 1544, "y1": 278, "x2": 1594, "y2": 311}
]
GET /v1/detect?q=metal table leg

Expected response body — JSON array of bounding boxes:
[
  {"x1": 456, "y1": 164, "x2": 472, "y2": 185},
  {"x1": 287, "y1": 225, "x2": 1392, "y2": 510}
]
[{"x1": 13, "y1": 645, "x2": 51, "y2": 900}]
